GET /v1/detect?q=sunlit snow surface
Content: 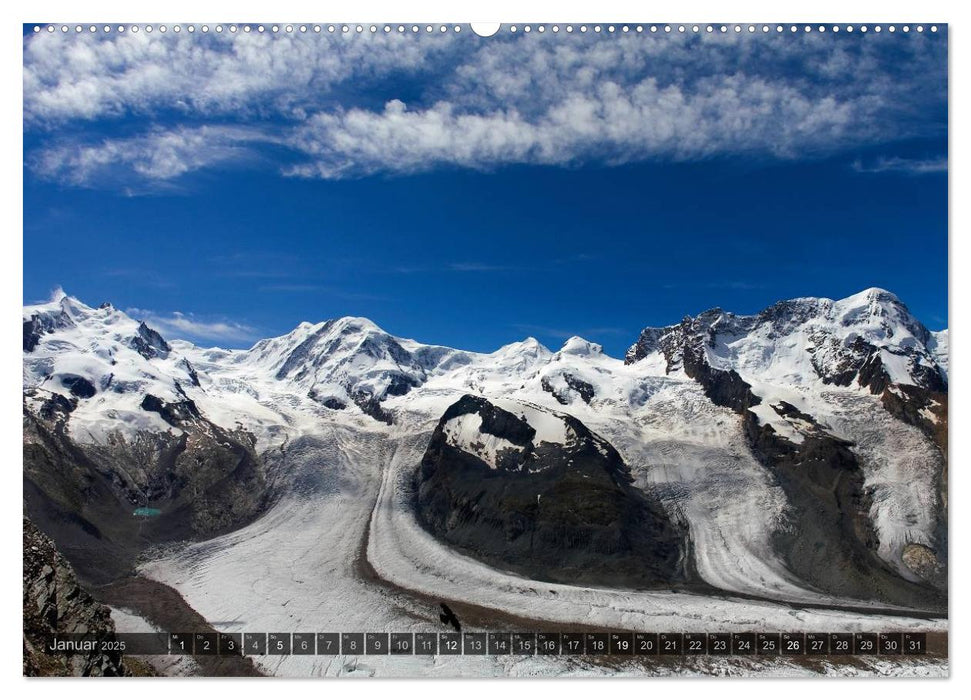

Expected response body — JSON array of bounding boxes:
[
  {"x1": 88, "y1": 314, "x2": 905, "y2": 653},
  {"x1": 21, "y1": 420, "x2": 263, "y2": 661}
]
[
  {"x1": 441, "y1": 413, "x2": 519, "y2": 469},
  {"x1": 25, "y1": 291, "x2": 947, "y2": 676},
  {"x1": 140, "y1": 428, "x2": 945, "y2": 678}
]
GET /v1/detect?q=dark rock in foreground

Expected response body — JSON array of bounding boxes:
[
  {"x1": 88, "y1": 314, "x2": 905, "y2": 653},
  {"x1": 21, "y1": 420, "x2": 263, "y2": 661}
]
[{"x1": 23, "y1": 518, "x2": 130, "y2": 677}]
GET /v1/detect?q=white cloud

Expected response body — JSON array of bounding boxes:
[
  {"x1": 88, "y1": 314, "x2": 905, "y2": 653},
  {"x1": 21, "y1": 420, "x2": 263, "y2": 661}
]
[
  {"x1": 24, "y1": 30, "x2": 947, "y2": 184},
  {"x1": 851, "y1": 155, "x2": 948, "y2": 175},
  {"x1": 31, "y1": 125, "x2": 270, "y2": 186},
  {"x1": 285, "y1": 75, "x2": 861, "y2": 177},
  {"x1": 24, "y1": 30, "x2": 457, "y2": 124},
  {"x1": 127, "y1": 307, "x2": 258, "y2": 344}
]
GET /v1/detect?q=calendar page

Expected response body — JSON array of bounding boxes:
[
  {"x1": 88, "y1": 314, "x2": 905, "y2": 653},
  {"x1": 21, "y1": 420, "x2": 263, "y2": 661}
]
[{"x1": 22, "y1": 20, "x2": 947, "y2": 679}]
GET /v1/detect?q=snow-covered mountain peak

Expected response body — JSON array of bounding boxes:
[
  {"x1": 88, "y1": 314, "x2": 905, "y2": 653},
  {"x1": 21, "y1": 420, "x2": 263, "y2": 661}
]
[
  {"x1": 58, "y1": 294, "x2": 92, "y2": 319},
  {"x1": 627, "y1": 288, "x2": 946, "y2": 396},
  {"x1": 499, "y1": 335, "x2": 547, "y2": 350},
  {"x1": 24, "y1": 291, "x2": 168, "y2": 355},
  {"x1": 492, "y1": 337, "x2": 551, "y2": 360},
  {"x1": 556, "y1": 336, "x2": 604, "y2": 358},
  {"x1": 829, "y1": 287, "x2": 925, "y2": 339},
  {"x1": 330, "y1": 315, "x2": 377, "y2": 331},
  {"x1": 239, "y1": 316, "x2": 389, "y2": 371},
  {"x1": 23, "y1": 293, "x2": 202, "y2": 441},
  {"x1": 25, "y1": 290, "x2": 139, "y2": 332},
  {"x1": 24, "y1": 288, "x2": 947, "y2": 463},
  {"x1": 25, "y1": 289, "x2": 78, "y2": 321},
  {"x1": 841, "y1": 286, "x2": 901, "y2": 306},
  {"x1": 43, "y1": 285, "x2": 70, "y2": 306}
]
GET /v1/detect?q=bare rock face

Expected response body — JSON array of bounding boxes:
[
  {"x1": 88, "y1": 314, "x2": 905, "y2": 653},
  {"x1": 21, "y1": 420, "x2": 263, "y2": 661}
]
[
  {"x1": 23, "y1": 395, "x2": 270, "y2": 584},
  {"x1": 23, "y1": 307, "x2": 73, "y2": 353},
  {"x1": 414, "y1": 395, "x2": 690, "y2": 589},
  {"x1": 23, "y1": 518, "x2": 129, "y2": 677},
  {"x1": 625, "y1": 294, "x2": 948, "y2": 611},
  {"x1": 626, "y1": 290, "x2": 946, "y2": 397},
  {"x1": 130, "y1": 321, "x2": 171, "y2": 360},
  {"x1": 902, "y1": 543, "x2": 946, "y2": 589}
]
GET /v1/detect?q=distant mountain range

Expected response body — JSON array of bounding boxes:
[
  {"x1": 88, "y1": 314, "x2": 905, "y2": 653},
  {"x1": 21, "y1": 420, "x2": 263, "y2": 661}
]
[{"x1": 23, "y1": 287, "x2": 948, "y2": 617}]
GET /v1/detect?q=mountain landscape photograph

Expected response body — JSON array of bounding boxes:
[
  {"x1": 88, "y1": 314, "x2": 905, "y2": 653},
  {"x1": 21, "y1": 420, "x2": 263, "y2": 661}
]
[{"x1": 22, "y1": 20, "x2": 947, "y2": 679}]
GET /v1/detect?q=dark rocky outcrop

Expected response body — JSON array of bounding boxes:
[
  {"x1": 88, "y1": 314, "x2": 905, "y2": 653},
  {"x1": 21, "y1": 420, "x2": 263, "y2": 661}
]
[
  {"x1": 140, "y1": 394, "x2": 201, "y2": 427},
  {"x1": 307, "y1": 388, "x2": 348, "y2": 410},
  {"x1": 626, "y1": 304, "x2": 946, "y2": 610},
  {"x1": 23, "y1": 308, "x2": 74, "y2": 353},
  {"x1": 23, "y1": 318, "x2": 42, "y2": 352},
  {"x1": 39, "y1": 392, "x2": 77, "y2": 421},
  {"x1": 414, "y1": 395, "x2": 690, "y2": 589},
  {"x1": 540, "y1": 376, "x2": 568, "y2": 405},
  {"x1": 902, "y1": 543, "x2": 947, "y2": 590},
  {"x1": 23, "y1": 518, "x2": 131, "y2": 676},
  {"x1": 880, "y1": 384, "x2": 948, "y2": 459},
  {"x1": 350, "y1": 390, "x2": 393, "y2": 425},
  {"x1": 823, "y1": 339, "x2": 947, "y2": 398},
  {"x1": 563, "y1": 373, "x2": 596, "y2": 404},
  {"x1": 129, "y1": 321, "x2": 171, "y2": 360},
  {"x1": 542, "y1": 373, "x2": 597, "y2": 405},
  {"x1": 743, "y1": 409, "x2": 943, "y2": 609},
  {"x1": 181, "y1": 358, "x2": 201, "y2": 387},
  {"x1": 626, "y1": 311, "x2": 762, "y2": 412},
  {"x1": 62, "y1": 375, "x2": 97, "y2": 399},
  {"x1": 384, "y1": 373, "x2": 421, "y2": 397},
  {"x1": 24, "y1": 396, "x2": 270, "y2": 585}
]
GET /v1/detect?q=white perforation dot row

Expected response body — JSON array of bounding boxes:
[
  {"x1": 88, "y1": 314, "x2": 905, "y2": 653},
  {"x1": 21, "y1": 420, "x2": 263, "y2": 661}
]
[{"x1": 32, "y1": 24, "x2": 940, "y2": 35}]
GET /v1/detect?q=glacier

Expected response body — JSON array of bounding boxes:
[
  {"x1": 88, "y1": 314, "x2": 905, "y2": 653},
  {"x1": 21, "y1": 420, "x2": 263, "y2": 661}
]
[{"x1": 23, "y1": 287, "x2": 948, "y2": 677}]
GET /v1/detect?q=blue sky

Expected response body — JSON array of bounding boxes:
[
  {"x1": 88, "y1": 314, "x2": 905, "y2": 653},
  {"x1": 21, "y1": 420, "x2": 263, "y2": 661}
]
[{"x1": 23, "y1": 24, "x2": 948, "y2": 355}]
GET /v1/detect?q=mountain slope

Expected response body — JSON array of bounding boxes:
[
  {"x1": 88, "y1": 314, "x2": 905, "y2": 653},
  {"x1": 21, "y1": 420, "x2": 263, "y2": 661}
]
[
  {"x1": 23, "y1": 518, "x2": 132, "y2": 676},
  {"x1": 625, "y1": 287, "x2": 947, "y2": 603},
  {"x1": 414, "y1": 394, "x2": 690, "y2": 588},
  {"x1": 22, "y1": 288, "x2": 947, "y2": 615},
  {"x1": 23, "y1": 293, "x2": 271, "y2": 584}
]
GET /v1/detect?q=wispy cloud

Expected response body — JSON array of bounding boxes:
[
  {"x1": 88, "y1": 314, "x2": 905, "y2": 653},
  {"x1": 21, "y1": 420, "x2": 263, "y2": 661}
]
[
  {"x1": 851, "y1": 155, "x2": 948, "y2": 175},
  {"x1": 31, "y1": 125, "x2": 272, "y2": 188},
  {"x1": 24, "y1": 29, "x2": 947, "y2": 186},
  {"x1": 23, "y1": 31, "x2": 458, "y2": 125},
  {"x1": 285, "y1": 79, "x2": 864, "y2": 178},
  {"x1": 127, "y1": 307, "x2": 258, "y2": 344}
]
